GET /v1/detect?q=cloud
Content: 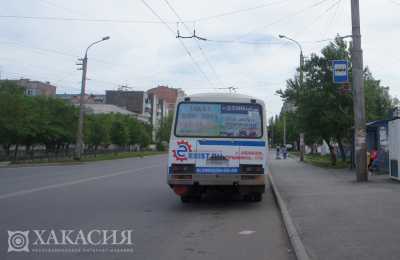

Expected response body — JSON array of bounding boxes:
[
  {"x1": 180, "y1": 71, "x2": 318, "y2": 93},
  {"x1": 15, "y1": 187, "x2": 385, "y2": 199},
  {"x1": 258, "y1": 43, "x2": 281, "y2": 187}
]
[{"x1": 0, "y1": 0, "x2": 399, "y2": 116}]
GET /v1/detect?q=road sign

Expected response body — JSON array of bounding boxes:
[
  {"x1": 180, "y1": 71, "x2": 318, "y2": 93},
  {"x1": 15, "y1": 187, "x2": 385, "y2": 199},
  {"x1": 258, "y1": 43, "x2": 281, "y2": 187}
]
[
  {"x1": 339, "y1": 83, "x2": 352, "y2": 95},
  {"x1": 332, "y1": 60, "x2": 349, "y2": 84}
]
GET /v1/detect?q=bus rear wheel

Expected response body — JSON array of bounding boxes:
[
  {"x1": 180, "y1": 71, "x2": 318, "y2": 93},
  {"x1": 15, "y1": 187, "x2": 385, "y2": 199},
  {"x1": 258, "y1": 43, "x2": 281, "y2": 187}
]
[{"x1": 252, "y1": 192, "x2": 262, "y2": 202}]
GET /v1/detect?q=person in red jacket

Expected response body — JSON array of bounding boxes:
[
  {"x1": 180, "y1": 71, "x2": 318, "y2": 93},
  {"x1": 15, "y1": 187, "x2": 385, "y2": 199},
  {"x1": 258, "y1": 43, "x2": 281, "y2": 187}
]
[{"x1": 368, "y1": 147, "x2": 378, "y2": 171}]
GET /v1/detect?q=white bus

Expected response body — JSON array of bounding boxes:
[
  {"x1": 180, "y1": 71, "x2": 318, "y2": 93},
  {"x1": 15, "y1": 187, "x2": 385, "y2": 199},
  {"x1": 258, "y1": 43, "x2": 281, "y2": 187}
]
[{"x1": 167, "y1": 93, "x2": 268, "y2": 202}]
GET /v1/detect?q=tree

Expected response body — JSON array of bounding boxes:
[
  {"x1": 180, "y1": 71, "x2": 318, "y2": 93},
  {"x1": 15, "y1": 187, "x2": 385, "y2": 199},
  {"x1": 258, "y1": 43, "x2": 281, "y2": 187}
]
[
  {"x1": 123, "y1": 116, "x2": 150, "y2": 150},
  {"x1": 278, "y1": 38, "x2": 354, "y2": 165},
  {"x1": 0, "y1": 81, "x2": 78, "y2": 160},
  {"x1": 126, "y1": 117, "x2": 140, "y2": 147},
  {"x1": 364, "y1": 68, "x2": 394, "y2": 121},
  {"x1": 85, "y1": 114, "x2": 110, "y2": 154},
  {"x1": 278, "y1": 37, "x2": 398, "y2": 165},
  {"x1": 34, "y1": 97, "x2": 77, "y2": 154},
  {"x1": 138, "y1": 126, "x2": 151, "y2": 148},
  {"x1": 110, "y1": 118, "x2": 128, "y2": 149},
  {"x1": 156, "y1": 113, "x2": 173, "y2": 148},
  {"x1": 0, "y1": 81, "x2": 30, "y2": 159}
]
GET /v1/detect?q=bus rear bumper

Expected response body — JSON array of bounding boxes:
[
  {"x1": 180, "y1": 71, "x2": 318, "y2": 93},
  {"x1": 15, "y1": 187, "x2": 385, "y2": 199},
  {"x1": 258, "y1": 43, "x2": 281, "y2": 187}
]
[{"x1": 167, "y1": 174, "x2": 266, "y2": 194}]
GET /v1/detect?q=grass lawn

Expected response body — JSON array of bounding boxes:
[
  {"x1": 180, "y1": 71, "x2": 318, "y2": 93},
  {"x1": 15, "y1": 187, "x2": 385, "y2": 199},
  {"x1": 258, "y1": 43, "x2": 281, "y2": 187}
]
[
  {"x1": 289, "y1": 152, "x2": 350, "y2": 169},
  {"x1": 10, "y1": 151, "x2": 166, "y2": 165},
  {"x1": 82, "y1": 151, "x2": 166, "y2": 162}
]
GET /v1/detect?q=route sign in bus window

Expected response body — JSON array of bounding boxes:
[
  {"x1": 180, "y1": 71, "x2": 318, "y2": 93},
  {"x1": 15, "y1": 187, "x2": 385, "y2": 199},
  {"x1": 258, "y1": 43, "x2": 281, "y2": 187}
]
[{"x1": 175, "y1": 103, "x2": 262, "y2": 138}]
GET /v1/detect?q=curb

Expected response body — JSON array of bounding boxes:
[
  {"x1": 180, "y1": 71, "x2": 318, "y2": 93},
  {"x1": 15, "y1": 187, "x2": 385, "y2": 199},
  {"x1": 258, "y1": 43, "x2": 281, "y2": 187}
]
[
  {"x1": 0, "y1": 162, "x2": 11, "y2": 167},
  {"x1": 268, "y1": 172, "x2": 311, "y2": 260}
]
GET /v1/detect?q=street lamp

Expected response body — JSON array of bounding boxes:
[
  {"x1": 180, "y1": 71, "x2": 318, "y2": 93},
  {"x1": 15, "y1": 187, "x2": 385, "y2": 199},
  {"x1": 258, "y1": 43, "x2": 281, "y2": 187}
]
[
  {"x1": 74, "y1": 36, "x2": 110, "y2": 160},
  {"x1": 279, "y1": 34, "x2": 304, "y2": 84},
  {"x1": 279, "y1": 34, "x2": 305, "y2": 161}
]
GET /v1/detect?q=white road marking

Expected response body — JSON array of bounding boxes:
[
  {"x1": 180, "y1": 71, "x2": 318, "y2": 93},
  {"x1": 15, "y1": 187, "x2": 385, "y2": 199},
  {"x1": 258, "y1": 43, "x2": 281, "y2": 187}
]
[
  {"x1": 238, "y1": 230, "x2": 256, "y2": 235},
  {"x1": 0, "y1": 164, "x2": 163, "y2": 200}
]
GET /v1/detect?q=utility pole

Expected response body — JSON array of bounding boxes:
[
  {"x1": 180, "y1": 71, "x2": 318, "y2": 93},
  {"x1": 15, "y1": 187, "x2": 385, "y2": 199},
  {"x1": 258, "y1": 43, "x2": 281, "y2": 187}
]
[
  {"x1": 74, "y1": 36, "x2": 110, "y2": 160},
  {"x1": 299, "y1": 51, "x2": 304, "y2": 85},
  {"x1": 74, "y1": 56, "x2": 87, "y2": 160},
  {"x1": 351, "y1": 0, "x2": 368, "y2": 181}
]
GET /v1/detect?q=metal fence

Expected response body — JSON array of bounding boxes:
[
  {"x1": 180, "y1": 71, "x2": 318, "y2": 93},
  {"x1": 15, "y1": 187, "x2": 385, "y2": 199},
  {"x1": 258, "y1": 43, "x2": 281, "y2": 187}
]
[{"x1": 0, "y1": 146, "x2": 143, "y2": 163}]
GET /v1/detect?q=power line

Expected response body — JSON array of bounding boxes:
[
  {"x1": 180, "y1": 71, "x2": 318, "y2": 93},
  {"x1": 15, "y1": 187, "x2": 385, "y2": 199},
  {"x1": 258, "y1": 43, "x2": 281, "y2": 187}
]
[
  {"x1": 0, "y1": 41, "x2": 174, "y2": 88},
  {"x1": 35, "y1": 0, "x2": 86, "y2": 15},
  {"x1": 341, "y1": 0, "x2": 350, "y2": 36},
  {"x1": 217, "y1": 86, "x2": 237, "y2": 93},
  {"x1": 163, "y1": 0, "x2": 225, "y2": 87},
  {"x1": 0, "y1": 0, "x2": 298, "y2": 26},
  {"x1": 389, "y1": 0, "x2": 400, "y2": 5},
  {"x1": 140, "y1": 0, "x2": 214, "y2": 88},
  {"x1": 0, "y1": 1, "x2": 290, "y2": 25},
  {"x1": 0, "y1": 54, "x2": 77, "y2": 90},
  {"x1": 226, "y1": 0, "x2": 336, "y2": 72},
  {"x1": 204, "y1": 38, "x2": 283, "y2": 45},
  {"x1": 0, "y1": 40, "x2": 77, "y2": 58},
  {"x1": 0, "y1": 15, "x2": 166, "y2": 24},
  {"x1": 1, "y1": 67, "x2": 126, "y2": 93},
  {"x1": 321, "y1": 0, "x2": 342, "y2": 39},
  {"x1": 236, "y1": 0, "x2": 333, "y2": 41},
  {"x1": 0, "y1": 40, "x2": 135, "y2": 70},
  {"x1": 203, "y1": 36, "x2": 334, "y2": 46},
  {"x1": 294, "y1": 0, "x2": 342, "y2": 39},
  {"x1": 0, "y1": 53, "x2": 129, "y2": 92},
  {"x1": 191, "y1": 0, "x2": 292, "y2": 22},
  {"x1": 303, "y1": 38, "x2": 334, "y2": 44},
  {"x1": 3, "y1": 66, "x2": 80, "y2": 92}
]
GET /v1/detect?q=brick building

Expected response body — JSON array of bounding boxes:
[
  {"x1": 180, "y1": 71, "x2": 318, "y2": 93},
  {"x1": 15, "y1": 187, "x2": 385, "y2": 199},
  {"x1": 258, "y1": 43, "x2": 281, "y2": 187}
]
[
  {"x1": 57, "y1": 94, "x2": 105, "y2": 104},
  {"x1": 105, "y1": 89, "x2": 170, "y2": 139},
  {"x1": 11, "y1": 79, "x2": 56, "y2": 96},
  {"x1": 105, "y1": 90, "x2": 151, "y2": 116},
  {"x1": 147, "y1": 86, "x2": 185, "y2": 114}
]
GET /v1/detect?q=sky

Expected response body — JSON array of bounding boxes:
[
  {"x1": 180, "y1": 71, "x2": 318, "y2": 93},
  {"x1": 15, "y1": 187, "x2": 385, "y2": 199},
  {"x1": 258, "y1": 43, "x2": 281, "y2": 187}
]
[{"x1": 0, "y1": 0, "x2": 399, "y2": 117}]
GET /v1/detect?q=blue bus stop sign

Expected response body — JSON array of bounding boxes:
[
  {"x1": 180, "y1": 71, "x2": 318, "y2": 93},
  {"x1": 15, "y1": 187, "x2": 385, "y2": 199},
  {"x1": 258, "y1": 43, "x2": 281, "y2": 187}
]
[{"x1": 332, "y1": 60, "x2": 349, "y2": 84}]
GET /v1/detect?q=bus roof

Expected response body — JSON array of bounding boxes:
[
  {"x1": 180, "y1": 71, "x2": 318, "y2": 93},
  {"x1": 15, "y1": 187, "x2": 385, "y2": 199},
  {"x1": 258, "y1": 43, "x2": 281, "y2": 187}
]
[{"x1": 180, "y1": 92, "x2": 265, "y2": 105}]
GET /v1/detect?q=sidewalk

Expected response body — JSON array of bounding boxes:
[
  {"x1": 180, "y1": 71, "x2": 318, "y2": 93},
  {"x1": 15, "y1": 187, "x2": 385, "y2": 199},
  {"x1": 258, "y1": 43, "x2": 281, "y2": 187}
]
[{"x1": 270, "y1": 156, "x2": 400, "y2": 260}]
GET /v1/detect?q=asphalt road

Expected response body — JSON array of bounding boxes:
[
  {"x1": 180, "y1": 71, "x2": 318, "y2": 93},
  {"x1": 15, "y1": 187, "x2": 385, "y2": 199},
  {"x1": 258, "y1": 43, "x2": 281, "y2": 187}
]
[{"x1": 0, "y1": 155, "x2": 293, "y2": 260}]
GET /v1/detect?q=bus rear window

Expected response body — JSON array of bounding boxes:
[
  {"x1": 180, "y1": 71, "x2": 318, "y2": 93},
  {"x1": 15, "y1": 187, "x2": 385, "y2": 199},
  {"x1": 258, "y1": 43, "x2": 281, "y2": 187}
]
[{"x1": 174, "y1": 102, "x2": 263, "y2": 138}]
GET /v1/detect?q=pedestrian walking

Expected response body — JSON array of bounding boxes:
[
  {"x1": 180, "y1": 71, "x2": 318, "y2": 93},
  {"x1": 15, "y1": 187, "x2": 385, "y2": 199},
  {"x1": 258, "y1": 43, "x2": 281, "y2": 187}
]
[
  {"x1": 282, "y1": 146, "x2": 288, "y2": 159},
  {"x1": 276, "y1": 145, "x2": 281, "y2": 159}
]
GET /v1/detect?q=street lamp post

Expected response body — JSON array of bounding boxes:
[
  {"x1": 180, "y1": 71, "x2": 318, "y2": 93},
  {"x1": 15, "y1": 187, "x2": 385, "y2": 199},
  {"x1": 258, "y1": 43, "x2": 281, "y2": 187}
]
[
  {"x1": 279, "y1": 34, "x2": 305, "y2": 161},
  {"x1": 74, "y1": 36, "x2": 110, "y2": 160},
  {"x1": 279, "y1": 35, "x2": 304, "y2": 85}
]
